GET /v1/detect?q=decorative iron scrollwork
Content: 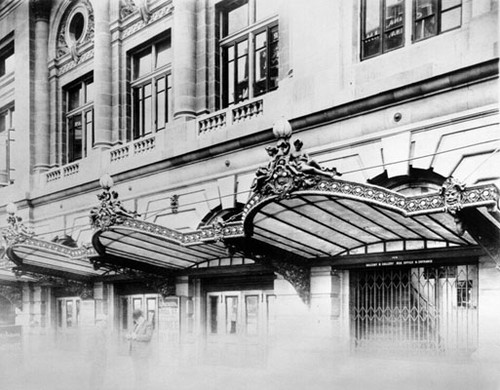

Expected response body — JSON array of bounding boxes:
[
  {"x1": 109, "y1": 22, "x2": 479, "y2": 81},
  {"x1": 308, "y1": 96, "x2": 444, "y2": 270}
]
[
  {"x1": 226, "y1": 238, "x2": 311, "y2": 304},
  {"x1": 12, "y1": 268, "x2": 93, "y2": 299},
  {"x1": 90, "y1": 175, "x2": 140, "y2": 231},
  {"x1": 251, "y1": 119, "x2": 341, "y2": 199}
]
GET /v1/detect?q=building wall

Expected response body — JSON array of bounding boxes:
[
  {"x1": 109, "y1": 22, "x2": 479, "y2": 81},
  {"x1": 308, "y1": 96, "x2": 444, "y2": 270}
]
[{"x1": 0, "y1": 0, "x2": 498, "y2": 365}]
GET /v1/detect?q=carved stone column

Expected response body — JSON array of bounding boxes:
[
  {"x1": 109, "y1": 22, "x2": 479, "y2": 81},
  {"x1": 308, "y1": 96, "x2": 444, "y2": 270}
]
[
  {"x1": 172, "y1": 0, "x2": 197, "y2": 120},
  {"x1": 32, "y1": 0, "x2": 51, "y2": 172},
  {"x1": 93, "y1": 0, "x2": 113, "y2": 147}
]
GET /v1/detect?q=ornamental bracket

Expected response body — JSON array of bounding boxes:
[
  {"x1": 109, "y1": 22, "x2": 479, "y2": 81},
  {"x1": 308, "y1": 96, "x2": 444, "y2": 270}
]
[
  {"x1": 251, "y1": 118, "x2": 341, "y2": 199},
  {"x1": 90, "y1": 174, "x2": 140, "y2": 231},
  {"x1": 1, "y1": 203, "x2": 34, "y2": 251},
  {"x1": 440, "y1": 176, "x2": 467, "y2": 235}
]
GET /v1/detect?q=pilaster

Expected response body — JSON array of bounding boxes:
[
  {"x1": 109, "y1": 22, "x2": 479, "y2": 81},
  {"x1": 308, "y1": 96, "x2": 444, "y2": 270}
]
[
  {"x1": 32, "y1": 0, "x2": 51, "y2": 172},
  {"x1": 173, "y1": 0, "x2": 197, "y2": 120},
  {"x1": 93, "y1": 0, "x2": 113, "y2": 148}
]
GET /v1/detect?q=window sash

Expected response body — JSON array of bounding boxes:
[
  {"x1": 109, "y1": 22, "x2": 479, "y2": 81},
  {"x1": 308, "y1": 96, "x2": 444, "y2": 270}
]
[
  {"x1": 67, "y1": 107, "x2": 93, "y2": 163},
  {"x1": 361, "y1": 0, "x2": 405, "y2": 60},
  {"x1": 132, "y1": 73, "x2": 171, "y2": 139},
  {"x1": 413, "y1": 0, "x2": 462, "y2": 42}
]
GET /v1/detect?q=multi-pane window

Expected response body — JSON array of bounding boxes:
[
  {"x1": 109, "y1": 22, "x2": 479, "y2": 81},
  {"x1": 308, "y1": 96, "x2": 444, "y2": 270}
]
[
  {"x1": 131, "y1": 34, "x2": 172, "y2": 140},
  {"x1": 0, "y1": 106, "x2": 14, "y2": 185},
  {"x1": 0, "y1": 42, "x2": 14, "y2": 78},
  {"x1": 219, "y1": 0, "x2": 279, "y2": 108},
  {"x1": 361, "y1": 0, "x2": 405, "y2": 59},
  {"x1": 413, "y1": 0, "x2": 462, "y2": 41},
  {"x1": 64, "y1": 76, "x2": 94, "y2": 163},
  {"x1": 361, "y1": 0, "x2": 462, "y2": 60}
]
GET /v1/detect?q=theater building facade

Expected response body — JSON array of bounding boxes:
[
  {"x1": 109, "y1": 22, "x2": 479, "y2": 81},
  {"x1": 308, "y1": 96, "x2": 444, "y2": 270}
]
[{"x1": 0, "y1": 0, "x2": 499, "y2": 366}]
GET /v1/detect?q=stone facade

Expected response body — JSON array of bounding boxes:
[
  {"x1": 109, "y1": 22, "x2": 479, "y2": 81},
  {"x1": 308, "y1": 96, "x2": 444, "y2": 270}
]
[{"x1": 0, "y1": 0, "x2": 498, "y2": 372}]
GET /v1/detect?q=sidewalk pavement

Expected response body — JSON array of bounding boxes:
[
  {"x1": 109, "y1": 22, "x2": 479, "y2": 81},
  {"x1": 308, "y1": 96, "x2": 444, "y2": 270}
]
[{"x1": 1, "y1": 348, "x2": 499, "y2": 390}]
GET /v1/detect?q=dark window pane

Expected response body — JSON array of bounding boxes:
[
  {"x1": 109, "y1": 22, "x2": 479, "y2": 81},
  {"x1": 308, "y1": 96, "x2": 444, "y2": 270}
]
[
  {"x1": 66, "y1": 301, "x2": 73, "y2": 328},
  {"x1": 415, "y1": 0, "x2": 437, "y2": 19},
  {"x1": 68, "y1": 84, "x2": 81, "y2": 111},
  {"x1": 121, "y1": 298, "x2": 128, "y2": 330},
  {"x1": 209, "y1": 296, "x2": 218, "y2": 334},
  {"x1": 227, "y1": 2, "x2": 249, "y2": 36},
  {"x1": 85, "y1": 110, "x2": 93, "y2": 155},
  {"x1": 69, "y1": 114, "x2": 82, "y2": 162},
  {"x1": 167, "y1": 74, "x2": 172, "y2": 122},
  {"x1": 385, "y1": 0, "x2": 404, "y2": 30},
  {"x1": 156, "y1": 39, "x2": 172, "y2": 69},
  {"x1": 156, "y1": 78, "x2": 166, "y2": 130},
  {"x1": 0, "y1": 45, "x2": 14, "y2": 77},
  {"x1": 415, "y1": 15, "x2": 437, "y2": 40},
  {"x1": 362, "y1": 0, "x2": 382, "y2": 58}
]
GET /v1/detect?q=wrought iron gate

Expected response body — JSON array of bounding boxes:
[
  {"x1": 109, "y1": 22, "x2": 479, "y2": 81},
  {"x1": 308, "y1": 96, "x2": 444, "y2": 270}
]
[{"x1": 351, "y1": 264, "x2": 478, "y2": 355}]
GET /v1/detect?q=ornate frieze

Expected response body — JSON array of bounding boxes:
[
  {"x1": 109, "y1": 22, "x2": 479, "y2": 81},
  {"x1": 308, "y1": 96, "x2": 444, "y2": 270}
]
[
  {"x1": 251, "y1": 119, "x2": 341, "y2": 199},
  {"x1": 90, "y1": 175, "x2": 140, "y2": 231},
  {"x1": 122, "y1": 3, "x2": 174, "y2": 39},
  {"x1": 12, "y1": 268, "x2": 93, "y2": 299},
  {"x1": 243, "y1": 121, "x2": 499, "y2": 224},
  {"x1": 120, "y1": 0, "x2": 151, "y2": 23}
]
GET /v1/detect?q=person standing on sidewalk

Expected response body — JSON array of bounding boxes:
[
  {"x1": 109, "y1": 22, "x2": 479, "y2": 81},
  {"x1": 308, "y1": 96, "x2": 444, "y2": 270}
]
[{"x1": 126, "y1": 309, "x2": 154, "y2": 389}]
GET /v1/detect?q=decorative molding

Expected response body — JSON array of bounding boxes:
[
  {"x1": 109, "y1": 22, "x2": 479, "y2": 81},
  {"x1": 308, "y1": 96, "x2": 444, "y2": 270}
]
[
  {"x1": 56, "y1": 0, "x2": 94, "y2": 62},
  {"x1": 90, "y1": 184, "x2": 139, "y2": 231},
  {"x1": 1, "y1": 211, "x2": 34, "y2": 248},
  {"x1": 12, "y1": 268, "x2": 93, "y2": 299},
  {"x1": 58, "y1": 49, "x2": 94, "y2": 75},
  {"x1": 122, "y1": 3, "x2": 173, "y2": 39},
  {"x1": 120, "y1": 0, "x2": 151, "y2": 23},
  {"x1": 251, "y1": 119, "x2": 341, "y2": 200},
  {"x1": 226, "y1": 238, "x2": 310, "y2": 304}
]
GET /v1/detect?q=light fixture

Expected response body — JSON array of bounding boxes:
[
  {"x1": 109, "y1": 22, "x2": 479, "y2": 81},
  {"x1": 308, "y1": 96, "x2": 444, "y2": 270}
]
[
  {"x1": 5, "y1": 203, "x2": 17, "y2": 215},
  {"x1": 99, "y1": 174, "x2": 114, "y2": 190},
  {"x1": 272, "y1": 117, "x2": 292, "y2": 139}
]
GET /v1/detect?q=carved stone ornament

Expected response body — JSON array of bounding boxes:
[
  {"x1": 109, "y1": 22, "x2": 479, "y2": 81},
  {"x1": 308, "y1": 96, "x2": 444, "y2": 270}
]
[
  {"x1": 90, "y1": 186, "x2": 140, "y2": 231},
  {"x1": 120, "y1": 0, "x2": 151, "y2": 23},
  {"x1": 56, "y1": 0, "x2": 95, "y2": 60},
  {"x1": 1, "y1": 212, "x2": 34, "y2": 249},
  {"x1": 440, "y1": 176, "x2": 466, "y2": 215},
  {"x1": 251, "y1": 120, "x2": 341, "y2": 199}
]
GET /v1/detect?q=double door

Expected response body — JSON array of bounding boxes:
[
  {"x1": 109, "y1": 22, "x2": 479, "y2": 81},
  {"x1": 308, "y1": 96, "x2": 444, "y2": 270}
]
[{"x1": 206, "y1": 290, "x2": 275, "y2": 366}]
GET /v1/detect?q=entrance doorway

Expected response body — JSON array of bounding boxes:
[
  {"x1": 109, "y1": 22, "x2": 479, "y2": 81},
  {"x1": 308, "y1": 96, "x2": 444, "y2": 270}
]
[
  {"x1": 56, "y1": 297, "x2": 81, "y2": 350},
  {"x1": 351, "y1": 264, "x2": 478, "y2": 356},
  {"x1": 119, "y1": 294, "x2": 159, "y2": 354},
  {"x1": 206, "y1": 290, "x2": 275, "y2": 366}
]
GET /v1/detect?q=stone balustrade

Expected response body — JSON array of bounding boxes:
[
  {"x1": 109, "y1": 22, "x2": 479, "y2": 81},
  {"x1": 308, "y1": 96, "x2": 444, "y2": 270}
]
[
  {"x1": 45, "y1": 161, "x2": 80, "y2": 183},
  {"x1": 198, "y1": 112, "x2": 226, "y2": 134},
  {"x1": 197, "y1": 99, "x2": 264, "y2": 135},
  {"x1": 232, "y1": 99, "x2": 263, "y2": 123},
  {"x1": 110, "y1": 145, "x2": 130, "y2": 162}
]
